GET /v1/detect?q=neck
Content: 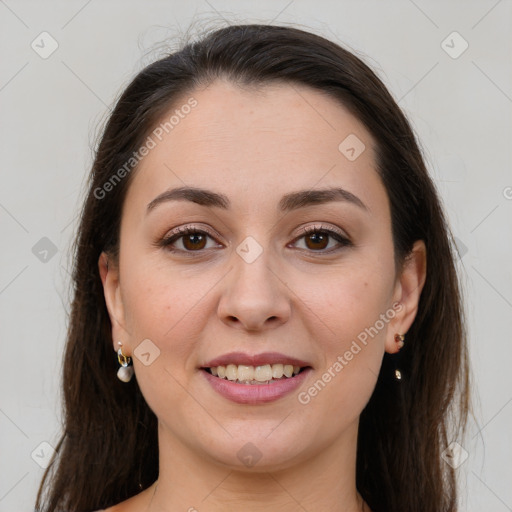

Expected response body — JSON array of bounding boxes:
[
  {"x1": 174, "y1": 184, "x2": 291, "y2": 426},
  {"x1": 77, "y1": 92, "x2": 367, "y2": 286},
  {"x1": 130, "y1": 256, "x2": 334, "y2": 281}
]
[{"x1": 147, "y1": 420, "x2": 369, "y2": 512}]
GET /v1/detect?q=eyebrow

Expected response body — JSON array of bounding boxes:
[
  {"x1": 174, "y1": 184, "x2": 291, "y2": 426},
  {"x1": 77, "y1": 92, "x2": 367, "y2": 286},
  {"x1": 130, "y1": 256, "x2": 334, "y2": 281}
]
[{"x1": 146, "y1": 186, "x2": 368, "y2": 214}]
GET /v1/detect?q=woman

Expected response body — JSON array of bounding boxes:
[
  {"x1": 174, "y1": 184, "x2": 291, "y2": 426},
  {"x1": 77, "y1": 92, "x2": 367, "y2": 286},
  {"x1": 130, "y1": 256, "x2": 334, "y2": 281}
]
[{"x1": 36, "y1": 23, "x2": 470, "y2": 512}]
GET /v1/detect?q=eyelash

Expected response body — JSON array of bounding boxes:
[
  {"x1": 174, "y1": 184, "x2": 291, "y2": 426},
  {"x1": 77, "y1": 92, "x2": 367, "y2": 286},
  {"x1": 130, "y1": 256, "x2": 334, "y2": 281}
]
[{"x1": 157, "y1": 224, "x2": 352, "y2": 256}]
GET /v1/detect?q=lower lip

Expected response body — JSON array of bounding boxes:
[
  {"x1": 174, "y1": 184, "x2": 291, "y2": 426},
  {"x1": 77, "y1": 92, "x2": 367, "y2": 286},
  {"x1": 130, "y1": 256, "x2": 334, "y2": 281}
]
[{"x1": 201, "y1": 368, "x2": 312, "y2": 404}]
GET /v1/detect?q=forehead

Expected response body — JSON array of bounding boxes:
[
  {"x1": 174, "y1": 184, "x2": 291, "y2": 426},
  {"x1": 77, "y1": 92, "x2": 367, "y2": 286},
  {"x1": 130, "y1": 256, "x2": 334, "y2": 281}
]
[{"x1": 125, "y1": 79, "x2": 385, "y2": 215}]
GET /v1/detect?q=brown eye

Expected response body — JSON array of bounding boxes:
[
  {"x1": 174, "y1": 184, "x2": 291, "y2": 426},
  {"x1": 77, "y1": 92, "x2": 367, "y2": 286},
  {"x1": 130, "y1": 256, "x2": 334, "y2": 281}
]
[
  {"x1": 182, "y1": 232, "x2": 207, "y2": 251},
  {"x1": 292, "y1": 226, "x2": 351, "y2": 253},
  {"x1": 159, "y1": 226, "x2": 220, "y2": 253},
  {"x1": 304, "y1": 231, "x2": 329, "y2": 250}
]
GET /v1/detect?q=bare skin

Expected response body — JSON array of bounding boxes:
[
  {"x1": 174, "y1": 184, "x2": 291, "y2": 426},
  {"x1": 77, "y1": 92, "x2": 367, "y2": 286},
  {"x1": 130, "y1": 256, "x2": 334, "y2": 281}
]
[{"x1": 99, "y1": 79, "x2": 426, "y2": 512}]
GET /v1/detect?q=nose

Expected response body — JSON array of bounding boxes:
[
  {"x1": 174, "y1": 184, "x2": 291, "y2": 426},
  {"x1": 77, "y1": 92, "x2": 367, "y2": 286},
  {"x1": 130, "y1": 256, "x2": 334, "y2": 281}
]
[{"x1": 217, "y1": 245, "x2": 292, "y2": 332}]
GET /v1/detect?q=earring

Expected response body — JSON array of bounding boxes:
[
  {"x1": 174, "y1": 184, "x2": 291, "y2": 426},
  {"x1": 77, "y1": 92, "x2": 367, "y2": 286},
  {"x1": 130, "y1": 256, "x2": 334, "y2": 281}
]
[
  {"x1": 394, "y1": 333, "x2": 405, "y2": 380},
  {"x1": 117, "y1": 342, "x2": 134, "y2": 382}
]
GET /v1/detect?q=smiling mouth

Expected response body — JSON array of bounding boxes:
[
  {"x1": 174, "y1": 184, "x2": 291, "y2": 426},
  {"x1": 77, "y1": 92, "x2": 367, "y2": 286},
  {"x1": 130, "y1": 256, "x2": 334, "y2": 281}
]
[{"x1": 202, "y1": 363, "x2": 309, "y2": 385}]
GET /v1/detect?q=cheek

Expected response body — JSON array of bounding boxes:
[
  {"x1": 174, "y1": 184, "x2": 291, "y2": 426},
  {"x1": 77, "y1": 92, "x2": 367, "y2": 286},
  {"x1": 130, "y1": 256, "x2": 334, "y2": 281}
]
[
  {"x1": 301, "y1": 259, "x2": 394, "y2": 344},
  {"x1": 292, "y1": 261, "x2": 393, "y2": 415},
  {"x1": 119, "y1": 256, "x2": 231, "y2": 406},
  {"x1": 121, "y1": 257, "x2": 214, "y2": 340},
  {"x1": 120, "y1": 263, "x2": 210, "y2": 421}
]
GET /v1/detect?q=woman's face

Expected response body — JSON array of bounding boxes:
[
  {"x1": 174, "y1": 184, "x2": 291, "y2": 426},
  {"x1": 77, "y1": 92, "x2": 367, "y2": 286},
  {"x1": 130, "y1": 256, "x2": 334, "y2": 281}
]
[{"x1": 101, "y1": 80, "x2": 425, "y2": 471}]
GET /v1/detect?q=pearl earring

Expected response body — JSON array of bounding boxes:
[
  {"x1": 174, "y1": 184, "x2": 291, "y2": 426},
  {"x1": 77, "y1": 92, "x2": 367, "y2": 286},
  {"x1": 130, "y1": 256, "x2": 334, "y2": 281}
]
[{"x1": 117, "y1": 341, "x2": 134, "y2": 382}]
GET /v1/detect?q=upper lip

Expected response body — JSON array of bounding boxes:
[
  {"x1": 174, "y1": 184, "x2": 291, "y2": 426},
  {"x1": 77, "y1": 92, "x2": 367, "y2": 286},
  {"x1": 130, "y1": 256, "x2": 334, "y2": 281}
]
[{"x1": 201, "y1": 351, "x2": 312, "y2": 368}]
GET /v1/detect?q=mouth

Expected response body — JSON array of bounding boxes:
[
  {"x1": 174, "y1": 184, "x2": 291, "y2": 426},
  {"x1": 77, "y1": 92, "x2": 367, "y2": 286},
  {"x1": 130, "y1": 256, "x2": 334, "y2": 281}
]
[
  {"x1": 200, "y1": 352, "x2": 313, "y2": 404},
  {"x1": 202, "y1": 363, "x2": 309, "y2": 385}
]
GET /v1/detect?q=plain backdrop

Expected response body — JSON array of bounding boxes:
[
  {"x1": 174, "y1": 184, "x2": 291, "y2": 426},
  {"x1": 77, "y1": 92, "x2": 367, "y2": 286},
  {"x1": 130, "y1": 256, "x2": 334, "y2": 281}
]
[{"x1": 0, "y1": 1, "x2": 511, "y2": 510}]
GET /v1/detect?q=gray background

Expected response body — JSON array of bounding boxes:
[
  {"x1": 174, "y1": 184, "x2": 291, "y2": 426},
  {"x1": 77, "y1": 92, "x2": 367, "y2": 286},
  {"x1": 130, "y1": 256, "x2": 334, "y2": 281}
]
[{"x1": 1, "y1": 1, "x2": 511, "y2": 510}]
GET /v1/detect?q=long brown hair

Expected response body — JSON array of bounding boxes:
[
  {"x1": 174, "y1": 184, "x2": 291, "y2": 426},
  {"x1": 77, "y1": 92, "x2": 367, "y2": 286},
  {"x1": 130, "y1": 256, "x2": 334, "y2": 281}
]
[{"x1": 36, "y1": 23, "x2": 470, "y2": 512}]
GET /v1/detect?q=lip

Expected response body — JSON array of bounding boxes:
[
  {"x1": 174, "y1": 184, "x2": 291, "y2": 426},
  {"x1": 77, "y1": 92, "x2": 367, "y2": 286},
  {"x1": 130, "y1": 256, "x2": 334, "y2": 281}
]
[
  {"x1": 201, "y1": 351, "x2": 312, "y2": 368},
  {"x1": 202, "y1": 367, "x2": 312, "y2": 404}
]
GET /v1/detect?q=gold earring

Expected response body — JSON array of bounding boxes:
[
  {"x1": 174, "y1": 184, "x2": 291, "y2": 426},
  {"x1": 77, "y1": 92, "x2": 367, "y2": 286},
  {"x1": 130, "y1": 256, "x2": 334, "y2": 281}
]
[{"x1": 394, "y1": 334, "x2": 405, "y2": 380}]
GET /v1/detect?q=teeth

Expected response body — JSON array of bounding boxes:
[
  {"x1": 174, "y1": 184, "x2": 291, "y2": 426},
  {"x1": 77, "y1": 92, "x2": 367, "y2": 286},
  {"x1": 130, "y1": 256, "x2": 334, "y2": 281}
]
[
  {"x1": 225, "y1": 364, "x2": 237, "y2": 381},
  {"x1": 254, "y1": 364, "x2": 272, "y2": 382},
  {"x1": 207, "y1": 363, "x2": 304, "y2": 383},
  {"x1": 272, "y1": 364, "x2": 284, "y2": 379},
  {"x1": 237, "y1": 365, "x2": 254, "y2": 381}
]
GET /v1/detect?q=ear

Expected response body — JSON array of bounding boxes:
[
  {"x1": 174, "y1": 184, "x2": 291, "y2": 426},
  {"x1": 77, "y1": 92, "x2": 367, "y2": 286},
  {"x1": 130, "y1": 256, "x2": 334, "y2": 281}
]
[
  {"x1": 98, "y1": 252, "x2": 130, "y2": 354},
  {"x1": 385, "y1": 240, "x2": 427, "y2": 354}
]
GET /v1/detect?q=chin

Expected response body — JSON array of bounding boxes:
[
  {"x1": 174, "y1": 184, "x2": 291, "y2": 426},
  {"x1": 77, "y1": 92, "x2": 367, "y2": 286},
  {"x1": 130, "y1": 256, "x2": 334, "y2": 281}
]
[{"x1": 194, "y1": 425, "x2": 313, "y2": 473}]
